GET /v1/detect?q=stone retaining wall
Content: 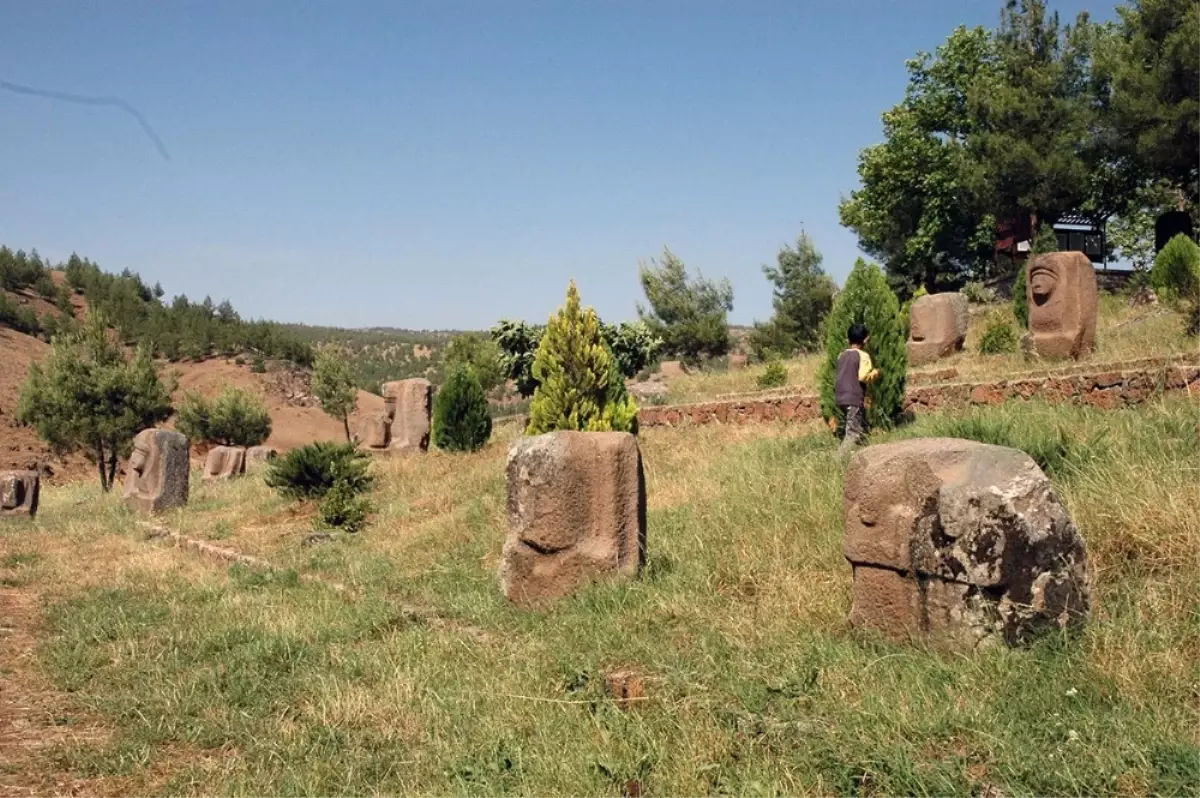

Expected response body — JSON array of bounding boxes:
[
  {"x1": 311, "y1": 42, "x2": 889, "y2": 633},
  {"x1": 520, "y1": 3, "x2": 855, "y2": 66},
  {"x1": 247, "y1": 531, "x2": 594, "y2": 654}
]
[{"x1": 638, "y1": 360, "x2": 1199, "y2": 428}]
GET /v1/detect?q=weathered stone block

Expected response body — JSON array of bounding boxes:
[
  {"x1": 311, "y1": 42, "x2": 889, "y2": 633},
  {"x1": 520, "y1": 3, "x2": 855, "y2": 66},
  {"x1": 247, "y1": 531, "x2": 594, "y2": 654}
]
[
  {"x1": 500, "y1": 431, "x2": 646, "y2": 607},
  {"x1": 1028, "y1": 252, "x2": 1099, "y2": 359},
  {"x1": 202, "y1": 446, "x2": 246, "y2": 481},
  {"x1": 381, "y1": 379, "x2": 433, "y2": 454},
  {"x1": 0, "y1": 470, "x2": 39, "y2": 520},
  {"x1": 843, "y1": 438, "x2": 1090, "y2": 648},
  {"x1": 123, "y1": 429, "x2": 189, "y2": 514},
  {"x1": 245, "y1": 446, "x2": 277, "y2": 472},
  {"x1": 907, "y1": 292, "x2": 969, "y2": 365}
]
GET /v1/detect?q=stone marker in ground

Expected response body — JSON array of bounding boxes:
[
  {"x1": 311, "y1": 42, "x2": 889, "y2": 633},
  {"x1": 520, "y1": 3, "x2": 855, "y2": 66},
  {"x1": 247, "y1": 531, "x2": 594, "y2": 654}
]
[
  {"x1": 500, "y1": 430, "x2": 646, "y2": 607},
  {"x1": 658, "y1": 360, "x2": 688, "y2": 379},
  {"x1": 357, "y1": 396, "x2": 395, "y2": 452},
  {"x1": 907, "y1": 292, "x2": 969, "y2": 365},
  {"x1": 381, "y1": 379, "x2": 433, "y2": 454},
  {"x1": 0, "y1": 470, "x2": 39, "y2": 520},
  {"x1": 245, "y1": 445, "x2": 277, "y2": 472},
  {"x1": 202, "y1": 446, "x2": 246, "y2": 481},
  {"x1": 123, "y1": 428, "x2": 190, "y2": 514},
  {"x1": 1028, "y1": 251, "x2": 1099, "y2": 359},
  {"x1": 843, "y1": 438, "x2": 1090, "y2": 649}
]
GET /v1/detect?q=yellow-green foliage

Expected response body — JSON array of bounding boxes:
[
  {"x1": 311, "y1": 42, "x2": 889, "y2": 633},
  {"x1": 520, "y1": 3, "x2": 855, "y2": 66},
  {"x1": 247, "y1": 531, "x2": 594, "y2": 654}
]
[{"x1": 526, "y1": 281, "x2": 638, "y2": 435}]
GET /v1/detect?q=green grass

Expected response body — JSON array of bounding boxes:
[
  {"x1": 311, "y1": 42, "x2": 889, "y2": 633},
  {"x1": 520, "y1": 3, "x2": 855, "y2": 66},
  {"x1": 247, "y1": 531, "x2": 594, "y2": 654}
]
[{"x1": 3, "y1": 398, "x2": 1197, "y2": 795}]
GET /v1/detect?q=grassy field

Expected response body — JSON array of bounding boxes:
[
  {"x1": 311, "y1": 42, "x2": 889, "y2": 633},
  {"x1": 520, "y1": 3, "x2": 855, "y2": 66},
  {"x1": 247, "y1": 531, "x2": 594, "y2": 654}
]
[
  {"x1": 2, "y1": 394, "x2": 1197, "y2": 796},
  {"x1": 664, "y1": 295, "x2": 1196, "y2": 405}
]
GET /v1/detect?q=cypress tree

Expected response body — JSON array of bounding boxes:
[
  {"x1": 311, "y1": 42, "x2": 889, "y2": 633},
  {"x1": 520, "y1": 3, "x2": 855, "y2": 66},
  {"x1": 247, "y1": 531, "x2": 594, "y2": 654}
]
[
  {"x1": 432, "y1": 364, "x2": 493, "y2": 452},
  {"x1": 818, "y1": 259, "x2": 908, "y2": 434},
  {"x1": 527, "y1": 281, "x2": 638, "y2": 435}
]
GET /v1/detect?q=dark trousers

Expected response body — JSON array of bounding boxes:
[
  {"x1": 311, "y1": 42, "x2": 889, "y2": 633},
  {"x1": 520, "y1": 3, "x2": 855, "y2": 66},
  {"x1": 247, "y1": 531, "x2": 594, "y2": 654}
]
[{"x1": 838, "y1": 405, "x2": 866, "y2": 456}]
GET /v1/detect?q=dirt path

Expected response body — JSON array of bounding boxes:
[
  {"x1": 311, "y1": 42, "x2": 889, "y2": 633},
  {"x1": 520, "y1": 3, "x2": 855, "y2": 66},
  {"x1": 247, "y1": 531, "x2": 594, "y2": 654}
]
[{"x1": 0, "y1": 585, "x2": 114, "y2": 797}]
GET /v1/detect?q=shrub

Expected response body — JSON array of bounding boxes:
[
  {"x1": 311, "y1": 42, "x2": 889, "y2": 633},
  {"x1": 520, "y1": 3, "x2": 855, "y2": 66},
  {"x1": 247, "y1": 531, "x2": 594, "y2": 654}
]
[
  {"x1": 34, "y1": 272, "x2": 58, "y2": 301},
  {"x1": 443, "y1": 334, "x2": 505, "y2": 392},
  {"x1": 601, "y1": 321, "x2": 662, "y2": 379},
  {"x1": 1012, "y1": 264, "x2": 1029, "y2": 328},
  {"x1": 961, "y1": 281, "x2": 998, "y2": 304},
  {"x1": 1031, "y1": 222, "x2": 1059, "y2": 255},
  {"x1": 264, "y1": 441, "x2": 374, "y2": 501},
  {"x1": 175, "y1": 387, "x2": 272, "y2": 447},
  {"x1": 978, "y1": 311, "x2": 1019, "y2": 354},
  {"x1": 1150, "y1": 233, "x2": 1200, "y2": 301},
  {"x1": 314, "y1": 477, "x2": 372, "y2": 534},
  {"x1": 757, "y1": 360, "x2": 788, "y2": 389},
  {"x1": 0, "y1": 294, "x2": 41, "y2": 335},
  {"x1": 433, "y1": 365, "x2": 492, "y2": 452},
  {"x1": 251, "y1": 357, "x2": 266, "y2": 374},
  {"x1": 527, "y1": 281, "x2": 638, "y2": 435},
  {"x1": 818, "y1": 259, "x2": 907, "y2": 432}
]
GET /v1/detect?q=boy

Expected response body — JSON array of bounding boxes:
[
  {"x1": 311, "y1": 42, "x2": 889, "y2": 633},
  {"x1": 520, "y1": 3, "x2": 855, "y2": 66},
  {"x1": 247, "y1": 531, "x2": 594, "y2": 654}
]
[{"x1": 835, "y1": 323, "x2": 880, "y2": 456}]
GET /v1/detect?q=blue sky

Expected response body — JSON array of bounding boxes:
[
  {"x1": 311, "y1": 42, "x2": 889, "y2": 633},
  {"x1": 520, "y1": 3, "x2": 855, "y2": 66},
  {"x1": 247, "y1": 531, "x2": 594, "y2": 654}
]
[{"x1": 0, "y1": 0, "x2": 1109, "y2": 330}]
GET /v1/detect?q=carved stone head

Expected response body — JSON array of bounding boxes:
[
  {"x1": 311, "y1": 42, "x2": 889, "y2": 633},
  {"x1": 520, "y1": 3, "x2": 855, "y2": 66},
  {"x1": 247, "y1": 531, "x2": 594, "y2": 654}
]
[
  {"x1": 1027, "y1": 252, "x2": 1099, "y2": 359},
  {"x1": 123, "y1": 429, "x2": 190, "y2": 513}
]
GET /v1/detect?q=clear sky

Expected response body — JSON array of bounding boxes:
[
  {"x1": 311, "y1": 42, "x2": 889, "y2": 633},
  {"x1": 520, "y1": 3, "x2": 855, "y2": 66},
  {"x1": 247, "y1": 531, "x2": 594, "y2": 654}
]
[{"x1": 0, "y1": 0, "x2": 1109, "y2": 331}]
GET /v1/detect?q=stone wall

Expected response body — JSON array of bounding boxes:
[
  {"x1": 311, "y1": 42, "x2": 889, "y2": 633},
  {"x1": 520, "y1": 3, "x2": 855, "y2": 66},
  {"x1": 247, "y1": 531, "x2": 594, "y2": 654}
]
[{"x1": 638, "y1": 359, "x2": 1199, "y2": 428}]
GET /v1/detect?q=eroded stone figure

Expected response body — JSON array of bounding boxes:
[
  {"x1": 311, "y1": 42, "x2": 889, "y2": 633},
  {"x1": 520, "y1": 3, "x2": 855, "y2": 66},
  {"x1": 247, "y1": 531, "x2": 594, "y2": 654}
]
[
  {"x1": 1028, "y1": 251, "x2": 1098, "y2": 359},
  {"x1": 357, "y1": 396, "x2": 395, "y2": 452},
  {"x1": 381, "y1": 379, "x2": 433, "y2": 454},
  {"x1": 245, "y1": 446, "x2": 278, "y2": 472},
  {"x1": 0, "y1": 470, "x2": 39, "y2": 520},
  {"x1": 500, "y1": 431, "x2": 647, "y2": 607},
  {"x1": 123, "y1": 428, "x2": 189, "y2": 513},
  {"x1": 203, "y1": 446, "x2": 246, "y2": 481},
  {"x1": 843, "y1": 438, "x2": 1090, "y2": 649},
  {"x1": 906, "y1": 292, "x2": 969, "y2": 365}
]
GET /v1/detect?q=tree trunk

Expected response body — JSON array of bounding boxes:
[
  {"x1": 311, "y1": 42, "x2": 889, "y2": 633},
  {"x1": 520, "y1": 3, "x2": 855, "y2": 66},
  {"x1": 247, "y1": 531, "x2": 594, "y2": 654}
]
[
  {"x1": 96, "y1": 439, "x2": 109, "y2": 492},
  {"x1": 343, "y1": 416, "x2": 352, "y2": 443},
  {"x1": 106, "y1": 446, "x2": 119, "y2": 491}
]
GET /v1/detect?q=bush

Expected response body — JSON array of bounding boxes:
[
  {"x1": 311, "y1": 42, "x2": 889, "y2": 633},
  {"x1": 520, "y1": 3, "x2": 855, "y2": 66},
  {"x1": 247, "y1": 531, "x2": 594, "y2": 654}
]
[
  {"x1": 818, "y1": 259, "x2": 907, "y2": 432},
  {"x1": 1150, "y1": 233, "x2": 1200, "y2": 301},
  {"x1": 433, "y1": 365, "x2": 492, "y2": 452},
  {"x1": 251, "y1": 356, "x2": 266, "y2": 373},
  {"x1": 264, "y1": 441, "x2": 374, "y2": 501},
  {"x1": 175, "y1": 387, "x2": 272, "y2": 446},
  {"x1": 1012, "y1": 264, "x2": 1029, "y2": 328},
  {"x1": 978, "y1": 311, "x2": 1019, "y2": 354},
  {"x1": 527, "y1": 281, "x2": 638, "y2": 435},
  {"x1": 757, "y1": 360, "x2": 788, "y2": 389},
  {"x1": 602, "y1": 321, "x2": 662, "y2": 379},
  {"x1": 0, "y1": 294, "x2": 41, "y2": 335},
  {"x1": 314, "y1": 477, "x2": 372, "y2": 534},
  {"x1": 443, "y1": 334, "x2": 505, "y2": 392},
  {"x1": 961, "y1": 281, "x2": 998, "y2": 304}
]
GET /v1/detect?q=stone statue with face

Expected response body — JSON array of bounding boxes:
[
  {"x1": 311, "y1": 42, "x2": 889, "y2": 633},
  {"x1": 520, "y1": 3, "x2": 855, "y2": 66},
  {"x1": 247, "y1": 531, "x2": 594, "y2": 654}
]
[
  {"x1": 0, "y1": 470, "x2": 39, "y2": 520},
  {"x1": 357, "y1": 397, "x2": 395, "y2": 451},
  {"x1": 1028, "y1": 251, "x2": 1099, "y2": 359},
  {"x1": 906, "y1": 292, "x2": 969, "y2": 365},
  {"x1": 123, "y1": 428, "x2": 190, "y2": 513}
]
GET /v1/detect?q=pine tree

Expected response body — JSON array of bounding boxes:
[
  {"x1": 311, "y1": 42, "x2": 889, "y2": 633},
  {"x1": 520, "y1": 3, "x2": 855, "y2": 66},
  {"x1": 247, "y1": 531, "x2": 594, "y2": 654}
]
[
  {"x1": 818, "y1": 259, "x2": 908, "y2": 433},
  {"x1": 433, "y1": 364, "x2": 492, "y2": 452},
  {"x1": 527, "y1": 281, "x2": 638, "y2": 435},
  {"x1": 750, "y1": 232, "x2": 836, "y2": 358},
  {"x1": 637, "y1": 247, "x2": 733, "y2": 363},
  {"x1": 311, "y1": 345, "x2": 358, "y2": 441},
  {"x1": 17, "y1": 312, "x2": 174, "y2": 491}
]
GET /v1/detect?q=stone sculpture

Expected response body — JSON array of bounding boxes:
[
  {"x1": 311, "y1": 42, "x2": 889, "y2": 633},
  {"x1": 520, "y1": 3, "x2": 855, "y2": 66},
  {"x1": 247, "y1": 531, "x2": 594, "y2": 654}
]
[
  {"x1": 202, "y1": 446, "x2": 246, "y2": 481},
  {"x1": 381, "y1": 379, "x2": 433, "y2": 454},
  {"x1": 123, "y1": 428, "x2": 189, "y2": 514},
  {"x1": 357, "y1": 397, "x2": 395, "y2": 452},
  {"x1": 500, "y1": 431, "x2": 646, "y2": 607},
  {"x1": 0, "y1": 470, "x2": 39, "y2": 520},
  {"x1": 843, "y1": 438, "x2": 1090, "y2": 649},
  {"x1": 907, "y1": 292, "x2": 969, "y2": 365},
  {"x1": 1028, "y1": 251, "x2": 1098, "y2": 359}
]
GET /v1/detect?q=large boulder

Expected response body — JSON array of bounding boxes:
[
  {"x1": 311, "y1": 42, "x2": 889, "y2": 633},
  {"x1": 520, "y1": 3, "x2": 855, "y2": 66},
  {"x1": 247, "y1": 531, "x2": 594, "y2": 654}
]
[
  {"x1": 0, "y1": 470, "x2": 39, "y2": 520},
  {"x1": 907, "y1": 293, "x2": 969, "y2": 365},
  {"x1": 500, "y1": 431, "x2": 646, "y2": 607},
  {"x1": 123, "y1": 429, "x2": 190, "y2": 514},
  {"x1": 202, "y1": 446, "x2": 246, "y2": 481},
  {"x1": 843, "y1": 438, "x2": 1090, "y2": 649},
  {"x1": 381, "y1": 379, "x2": 433, "y2": 454},
  {"x1": 245, "y1": 445, "x2": 278, "y2": 473},
  {"x1": 1028, "y1": 252, "x2": 1098, "y2": 359}
]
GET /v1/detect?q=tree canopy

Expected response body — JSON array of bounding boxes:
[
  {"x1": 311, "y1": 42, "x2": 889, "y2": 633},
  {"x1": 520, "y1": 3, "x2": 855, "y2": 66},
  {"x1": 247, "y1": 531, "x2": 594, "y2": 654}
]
[{"x1": 637, "y1": 247, "x2": 733, "y2": 363}]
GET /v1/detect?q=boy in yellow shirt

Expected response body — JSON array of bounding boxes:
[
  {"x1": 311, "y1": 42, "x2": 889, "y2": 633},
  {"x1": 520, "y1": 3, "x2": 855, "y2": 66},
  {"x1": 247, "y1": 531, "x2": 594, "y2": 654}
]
[{"x1": 834, "y1": 323, "x2": 880, "y2": 456}]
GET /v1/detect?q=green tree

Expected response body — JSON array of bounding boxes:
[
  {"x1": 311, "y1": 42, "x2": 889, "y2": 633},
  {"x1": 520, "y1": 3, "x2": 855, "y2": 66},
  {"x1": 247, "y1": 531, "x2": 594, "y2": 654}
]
[
  {"x1": 175, "y1": 387, "x2": 272, "y2": 447},
  {"x1": 1107, "y1": 179, "x2": 1183, "y2": 270},
  {"x1": 818, "y1": 260, "x2": 908, "y2": 433},
  {"x1": 1151, "y1": 233, "x2": 1200, "y2": 301},
  {"x1": 1093, "y1": 0, "x2": 1200, "y2": 213},
  {"x1": 432, "y1": 364, "x2": 492, "y2": 452},
  {"x1": 17, "y1": 312, "x2": 174, "y2": 491},
  {"x1": 443, "y1": 333, "x2": 505, "y2": 393},
  {"x1": 601, "y1": 321, "x2": 662, "y2": 378},
  {"x1": 750, "y1": 232, "x2": 836, "y2": 358},
  {"x1": 490, "y1": 319, "x2": 544, "y2": 398},
  {"x1": 311, "y1": 345, "x2": 358, "y2": 441},
  {"x1": 637, "y1": 247, "x2": 733, "y2": 363},
  {"x1": 1012, "y1": 265, "x2": 1029, "y2": 328},
  {"x1": 527, "y1": 281, "x2": 638, "y2": 435}
]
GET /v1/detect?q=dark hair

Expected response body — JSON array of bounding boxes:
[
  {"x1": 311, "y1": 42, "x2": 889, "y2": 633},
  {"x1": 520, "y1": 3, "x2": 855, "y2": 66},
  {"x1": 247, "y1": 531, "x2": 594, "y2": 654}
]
[{"x1": 847, "y1": 323, "x2": 869, "y2": 345}]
